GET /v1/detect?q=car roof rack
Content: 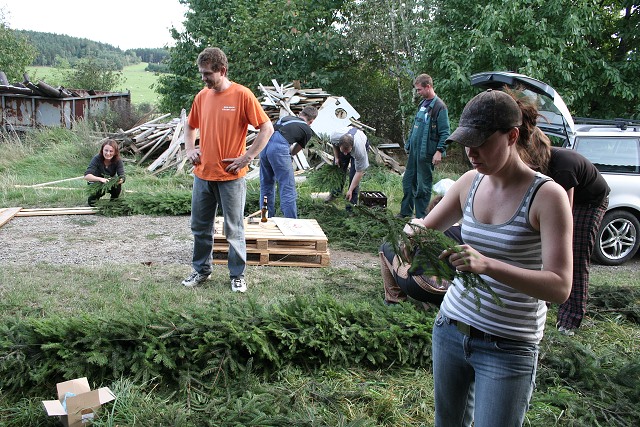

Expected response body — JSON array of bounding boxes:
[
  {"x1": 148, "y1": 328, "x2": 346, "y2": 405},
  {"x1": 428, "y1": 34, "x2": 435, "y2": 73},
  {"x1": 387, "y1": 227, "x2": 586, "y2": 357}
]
[{"x1": 573, "y1": 117, "x2": 640, "y2": 131}]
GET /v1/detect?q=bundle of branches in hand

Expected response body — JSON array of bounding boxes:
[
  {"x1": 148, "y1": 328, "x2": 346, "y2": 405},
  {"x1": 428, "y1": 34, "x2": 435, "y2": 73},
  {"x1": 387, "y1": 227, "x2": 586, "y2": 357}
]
[
  {"x1": 86, "y1": 176, "x2": 120, "y2": 198},
  {"x1": 355, "y1": 205, "x2": 503, "y2": 310},
  {"x1": 306, "y1": 164, "x2": 345, "y2": 192}
]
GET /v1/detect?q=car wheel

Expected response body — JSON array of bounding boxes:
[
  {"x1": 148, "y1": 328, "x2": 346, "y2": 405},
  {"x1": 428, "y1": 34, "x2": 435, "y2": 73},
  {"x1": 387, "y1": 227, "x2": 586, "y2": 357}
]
[{"x1": 593, "y1": 210, "x2": 640, "y2": 266}]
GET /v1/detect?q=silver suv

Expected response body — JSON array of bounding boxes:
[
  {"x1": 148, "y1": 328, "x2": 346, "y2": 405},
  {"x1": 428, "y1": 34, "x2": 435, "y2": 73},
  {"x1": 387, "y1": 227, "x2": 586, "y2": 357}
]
[{"x1": 470, "y1": 71, "x2": 640, "y2": 265}]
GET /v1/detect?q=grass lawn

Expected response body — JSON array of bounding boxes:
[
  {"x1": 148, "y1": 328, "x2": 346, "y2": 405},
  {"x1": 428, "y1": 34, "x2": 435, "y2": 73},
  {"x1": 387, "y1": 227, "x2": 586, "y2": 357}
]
[{"x1": 27, "y1": 63, "x2": 162, "y2": 106}]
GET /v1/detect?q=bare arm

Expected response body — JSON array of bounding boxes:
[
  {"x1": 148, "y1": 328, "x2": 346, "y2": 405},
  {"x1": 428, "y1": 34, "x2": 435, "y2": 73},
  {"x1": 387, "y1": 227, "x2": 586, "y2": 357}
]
[
  {"x1": 404, "y1": 170, "x2": 471, "y2": 234},
  {"x1": 566, "y1": 187, "x2": 574, "y2": 209},
  {"x1": 84, "y1": 174, "x2": 108, "y2": 184},
  {"x1": 346, "y1": 170, "x2": 365, "y2": 200},
  {"x1": 184, "y1": 123, "x2": 201, "y2": 165},
  {"x1": 332, "y1": 145, "x2": 340, "y2": 166},
  {"x1": 290, "y1": 143, "x2": 302, "y2": 156}
]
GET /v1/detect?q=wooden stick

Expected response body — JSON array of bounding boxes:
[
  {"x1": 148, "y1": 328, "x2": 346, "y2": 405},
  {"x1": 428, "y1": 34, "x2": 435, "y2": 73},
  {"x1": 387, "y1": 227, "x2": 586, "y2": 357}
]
[
  {"x1": 14, "y1": 185, "x2": 81, "y2": 190},
  {"x1": 27, "y1": 176, "x2": 84, "y2": 187}
]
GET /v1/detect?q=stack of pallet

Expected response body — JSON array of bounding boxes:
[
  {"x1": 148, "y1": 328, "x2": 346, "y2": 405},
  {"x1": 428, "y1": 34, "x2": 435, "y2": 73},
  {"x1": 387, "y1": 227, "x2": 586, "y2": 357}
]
[{"x1": 212, "y1": 216, "x2": 330, "y2": 267}]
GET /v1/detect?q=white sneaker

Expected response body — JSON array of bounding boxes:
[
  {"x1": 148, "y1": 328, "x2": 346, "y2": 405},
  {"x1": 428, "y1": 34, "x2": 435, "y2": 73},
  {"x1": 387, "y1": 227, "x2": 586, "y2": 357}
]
[
  {"x1": 231, "y1": 277, "x2": 247, "y2": 293},
  {"x1": 181, "y1": 271, "x2": 210, "y2": 288}
]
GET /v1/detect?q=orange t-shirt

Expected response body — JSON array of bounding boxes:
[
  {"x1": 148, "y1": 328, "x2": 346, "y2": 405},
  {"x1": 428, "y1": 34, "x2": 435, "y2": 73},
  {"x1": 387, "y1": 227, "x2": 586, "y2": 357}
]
[{"x1": 187, "y1": 82, "x2": 269, "y2": 181}]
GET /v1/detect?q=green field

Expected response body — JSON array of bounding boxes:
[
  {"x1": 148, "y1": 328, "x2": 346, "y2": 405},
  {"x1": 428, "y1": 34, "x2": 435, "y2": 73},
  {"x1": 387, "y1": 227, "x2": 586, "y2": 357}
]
[{"x1": 27, "y1": 63, "x2": 162, "y2": 106}]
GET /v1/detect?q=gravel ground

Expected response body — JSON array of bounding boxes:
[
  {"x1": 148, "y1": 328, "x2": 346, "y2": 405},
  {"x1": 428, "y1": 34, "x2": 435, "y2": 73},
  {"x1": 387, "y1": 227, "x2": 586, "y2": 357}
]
[
  {"x1": 2, "y1": 213, "x2": 637, "y2": 272},
  {"x1": 0, "y1": 214, "x2": 379, "y2": 268}
]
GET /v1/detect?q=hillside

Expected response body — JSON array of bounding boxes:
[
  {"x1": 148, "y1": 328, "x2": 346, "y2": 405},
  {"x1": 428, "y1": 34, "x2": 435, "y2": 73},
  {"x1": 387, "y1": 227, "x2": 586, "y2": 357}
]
[{"x1": 17, "y1": 30, "x2": 169, "y2": 68}]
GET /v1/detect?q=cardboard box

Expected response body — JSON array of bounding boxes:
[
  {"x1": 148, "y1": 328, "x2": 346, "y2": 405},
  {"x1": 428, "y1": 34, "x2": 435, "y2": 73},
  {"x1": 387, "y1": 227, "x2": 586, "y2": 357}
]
[{"x1": 42, "y1": 377, "x2": 116, "y2": 427}]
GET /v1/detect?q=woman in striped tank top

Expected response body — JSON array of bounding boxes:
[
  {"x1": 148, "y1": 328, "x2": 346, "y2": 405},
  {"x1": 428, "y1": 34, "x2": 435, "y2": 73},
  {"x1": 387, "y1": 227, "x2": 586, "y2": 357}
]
[{"x1": 404, "y1": 89, "x2": 574, "y2": 426}]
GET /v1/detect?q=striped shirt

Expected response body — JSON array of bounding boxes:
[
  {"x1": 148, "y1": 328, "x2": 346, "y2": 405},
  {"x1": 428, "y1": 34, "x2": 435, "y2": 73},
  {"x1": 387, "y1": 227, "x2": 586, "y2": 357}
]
[{"x1": 440, "y1": 172, "x2": 551, "y2": 343}]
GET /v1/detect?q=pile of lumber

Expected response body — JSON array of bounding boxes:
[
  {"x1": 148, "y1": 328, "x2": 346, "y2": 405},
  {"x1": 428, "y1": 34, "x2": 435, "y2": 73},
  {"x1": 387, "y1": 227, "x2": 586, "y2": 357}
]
[
  {"x1": 0, "y1": 207, "x2": 97, "y2": 230},
  {"x1": 118, "y1": 110, "x2": 190, "y2": 174},
  {"x1": 258, "y1": 80, "x2": 372, "y2": 131},
  {"x1": 258, "y1": 80, "x2": 332, "y2": 120}
]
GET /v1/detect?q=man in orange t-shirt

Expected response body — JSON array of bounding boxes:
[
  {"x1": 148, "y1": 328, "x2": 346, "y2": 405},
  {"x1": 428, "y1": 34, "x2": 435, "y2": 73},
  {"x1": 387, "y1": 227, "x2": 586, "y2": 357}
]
[{"x1": 181, "y1": 47, "x2": 273, "y2": 293}]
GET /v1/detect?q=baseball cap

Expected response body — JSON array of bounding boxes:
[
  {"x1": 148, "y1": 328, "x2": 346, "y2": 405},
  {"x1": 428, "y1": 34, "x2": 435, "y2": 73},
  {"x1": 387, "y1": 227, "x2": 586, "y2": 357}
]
[{"x1": 446, "y1": 89, "x2": 522, "y2": 148}]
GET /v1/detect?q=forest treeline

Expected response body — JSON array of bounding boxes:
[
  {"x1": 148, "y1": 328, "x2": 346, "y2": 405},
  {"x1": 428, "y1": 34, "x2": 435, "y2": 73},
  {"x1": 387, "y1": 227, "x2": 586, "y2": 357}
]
[{"x1": 16, "y1": 30, "x2": 169, "y2": 69}]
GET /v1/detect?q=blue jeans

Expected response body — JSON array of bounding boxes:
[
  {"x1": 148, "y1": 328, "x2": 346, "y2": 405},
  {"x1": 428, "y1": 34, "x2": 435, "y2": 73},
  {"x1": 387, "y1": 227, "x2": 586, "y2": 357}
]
[
  {"x1": 432, "y1": 313, "x2": 538, "y2": 427},
  {"x1": 260, "y1": 132, "x2": 298, "y2": 218},
  {"x1": 191, "y1": 176, "x2": 246, "y2": 279}
]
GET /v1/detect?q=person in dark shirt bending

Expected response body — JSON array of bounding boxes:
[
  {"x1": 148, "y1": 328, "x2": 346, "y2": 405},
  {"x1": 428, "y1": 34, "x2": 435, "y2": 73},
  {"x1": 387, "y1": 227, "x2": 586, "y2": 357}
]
[
  {"x1": 260, "y1": 106, "x2": 317, "y2": 218},
  {"x1": 519, "y1": 105, "x2": 610, "y2": 336}
]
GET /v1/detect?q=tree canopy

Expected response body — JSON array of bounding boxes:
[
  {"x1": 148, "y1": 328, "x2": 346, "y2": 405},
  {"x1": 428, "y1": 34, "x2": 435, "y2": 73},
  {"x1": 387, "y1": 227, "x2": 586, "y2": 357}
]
[
  {"x1": 156, "y1": 0, "x2": 350, "y2": 114},
  {"x1": 0, "y1": 18, "x2": 36, "y2": 83},
  {"x1": 423, "y1": 0, "x2": 640, "y2": 119},
  {"x1": 158, "y1": 0, "x2": 640, "y2": 143}
]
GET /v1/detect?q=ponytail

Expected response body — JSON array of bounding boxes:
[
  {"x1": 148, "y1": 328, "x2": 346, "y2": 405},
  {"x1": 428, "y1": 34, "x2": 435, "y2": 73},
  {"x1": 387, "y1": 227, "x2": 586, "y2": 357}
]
[{"x1": 504, "y1": 87, "x2": 551, "y2": 174}]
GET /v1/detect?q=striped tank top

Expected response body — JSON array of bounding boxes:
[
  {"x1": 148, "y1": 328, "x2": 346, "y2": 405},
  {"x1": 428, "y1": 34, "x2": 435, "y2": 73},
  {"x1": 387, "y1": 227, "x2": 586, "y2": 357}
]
[{"x1": 439, "y1": 172, "x2": 551, "y2": 343}]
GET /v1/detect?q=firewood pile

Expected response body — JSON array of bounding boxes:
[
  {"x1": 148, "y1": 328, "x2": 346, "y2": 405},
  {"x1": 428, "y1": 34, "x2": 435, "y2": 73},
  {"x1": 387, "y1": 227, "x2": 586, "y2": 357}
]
[
  {"x1": 115, "y1": 110, "x2": 190, "y2": 175},
  {"x1": 258, "y1": 79, "x2": 333, "y2": 120}
]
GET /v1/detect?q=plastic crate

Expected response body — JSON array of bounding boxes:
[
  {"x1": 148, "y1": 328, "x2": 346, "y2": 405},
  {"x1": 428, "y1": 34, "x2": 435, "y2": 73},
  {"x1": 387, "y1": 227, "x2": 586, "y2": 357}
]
[{"x1": 360, "y1": 191, "x2": 387, "y2": 208}]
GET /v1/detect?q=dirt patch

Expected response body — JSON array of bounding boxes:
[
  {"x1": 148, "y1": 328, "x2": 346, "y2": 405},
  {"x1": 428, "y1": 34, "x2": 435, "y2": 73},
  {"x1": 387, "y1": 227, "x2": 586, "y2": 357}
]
[{"x1": 0, "y1": 214, "x2": 378, "y2": 268}]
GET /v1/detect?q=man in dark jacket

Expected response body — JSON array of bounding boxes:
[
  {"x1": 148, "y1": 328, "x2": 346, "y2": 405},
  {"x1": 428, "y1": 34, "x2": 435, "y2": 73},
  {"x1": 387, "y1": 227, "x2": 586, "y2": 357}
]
[{"x1": 399, "y1": 74, "x2": 450, "y2": 218}]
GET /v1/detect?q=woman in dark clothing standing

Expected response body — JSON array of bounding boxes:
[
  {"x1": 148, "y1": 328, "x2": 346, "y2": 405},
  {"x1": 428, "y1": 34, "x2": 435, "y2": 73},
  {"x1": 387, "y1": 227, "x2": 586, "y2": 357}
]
[
  {"x1": 84, "y1": 139, "x2": 126, "y2": 206},
  {"x1": 521, "y1": 117, "x2": 610, "y2": 335}
]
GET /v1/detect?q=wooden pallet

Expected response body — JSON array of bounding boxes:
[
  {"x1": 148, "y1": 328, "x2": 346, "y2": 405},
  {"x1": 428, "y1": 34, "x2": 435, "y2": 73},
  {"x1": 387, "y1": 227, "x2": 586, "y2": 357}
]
[{"x1": 212, "y1": 217, "x2": 330, "y2": 267}]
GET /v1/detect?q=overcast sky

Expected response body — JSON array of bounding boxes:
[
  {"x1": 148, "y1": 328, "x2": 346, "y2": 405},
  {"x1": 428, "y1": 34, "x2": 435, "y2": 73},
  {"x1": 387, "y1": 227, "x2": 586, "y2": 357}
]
[{"x1": 1, "y1": 0, "x2": 188, "y2": 50}]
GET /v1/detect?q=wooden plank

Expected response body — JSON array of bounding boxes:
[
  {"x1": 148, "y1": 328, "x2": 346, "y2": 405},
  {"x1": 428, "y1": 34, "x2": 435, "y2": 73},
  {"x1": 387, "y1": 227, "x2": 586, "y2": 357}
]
[
  {"x1": 15, "y1": 207, "x2": 97, "y2": 217},
  {"x1": 213, "y1": 251, "x2": 330, "y2": 268},
  {"x1": 123, "y1": 113, "x2": 171, "y2": 135},
  {"x1": 14, "y1": 186, "x2": 80, "y2": 190},
  {"x1": 18, "y1": 207, "x2": 94, "y2": 212},
  {"x1": 0, "y1": 207, "x2": 22, "y2": 228}
]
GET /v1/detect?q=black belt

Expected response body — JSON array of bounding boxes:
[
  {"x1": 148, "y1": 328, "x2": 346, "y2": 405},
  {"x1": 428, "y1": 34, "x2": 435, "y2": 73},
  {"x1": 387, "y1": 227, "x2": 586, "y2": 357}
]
[{"x1": 451, "y1": 319, "x2": 512, "y2": 343}]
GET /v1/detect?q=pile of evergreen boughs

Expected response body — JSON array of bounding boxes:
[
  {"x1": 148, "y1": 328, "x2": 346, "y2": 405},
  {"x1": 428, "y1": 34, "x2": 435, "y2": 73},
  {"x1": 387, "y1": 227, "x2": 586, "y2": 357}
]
[
  {"x1": 0, "y1": 295, "x2": 434, "y2": 395},
  {"x1": 95, "y1": 190, "x2": 192, "y2": 216},
  {"x1": 588, "y1": 284, "x2": 640, "y2": 323}
]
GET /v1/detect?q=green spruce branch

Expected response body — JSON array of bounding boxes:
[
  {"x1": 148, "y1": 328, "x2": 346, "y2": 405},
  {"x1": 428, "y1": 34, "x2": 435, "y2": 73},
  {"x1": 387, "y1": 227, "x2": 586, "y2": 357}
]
[
  {"x1": 305, "y1": 164, "x2": 345, "y2": 193},
  {"x1": 355, "y1": 205, "x2": 503, "y2": 310}
]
